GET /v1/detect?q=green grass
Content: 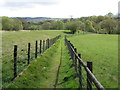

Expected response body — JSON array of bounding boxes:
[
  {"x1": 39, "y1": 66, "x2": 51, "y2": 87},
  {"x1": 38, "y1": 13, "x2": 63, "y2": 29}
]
[
  {"x1": 2, "y1": 30, "x2": 67, "y2": 86},
  {"x1": 68, "y1": 34, "x2": 118, "y2": 88},
  {"x1": 56, "y1": 38, "x2": 79, "y2": 88},
  {"x1": 2, "y1": 30, "x2": 118, "y2": 88},
  {"x1": 6, "y1": 38, "x2": 79, "y2": 88}
]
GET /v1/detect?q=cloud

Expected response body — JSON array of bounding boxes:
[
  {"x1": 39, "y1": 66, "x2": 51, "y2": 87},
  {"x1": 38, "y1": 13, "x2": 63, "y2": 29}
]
[{"x1": 1, "y1": 0, "x2": 58, "y2": 8}]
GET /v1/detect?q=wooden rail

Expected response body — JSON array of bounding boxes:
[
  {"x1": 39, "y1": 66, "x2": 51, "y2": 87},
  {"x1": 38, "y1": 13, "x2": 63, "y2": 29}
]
[{"x1": 65, "y1": 36, "x2": 105, "y2": 90}]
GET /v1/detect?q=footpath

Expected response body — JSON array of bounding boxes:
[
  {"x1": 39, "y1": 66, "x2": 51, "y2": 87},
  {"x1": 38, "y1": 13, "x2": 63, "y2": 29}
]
[{"x1": 7, "y1": 38, "x2": 79, "y2": 88}]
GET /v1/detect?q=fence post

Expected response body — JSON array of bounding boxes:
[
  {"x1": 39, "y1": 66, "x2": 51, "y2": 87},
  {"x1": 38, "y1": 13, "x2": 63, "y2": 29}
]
[
  {"x1": 87, "y1": 61, "x2": 93, "y2": 90},
  {"x1": 43, "y1": 40, "x2": 45, "y2": 53},
  {"x1": 48, "y1": 39, "x2": 50, "y2": 48},
  {"x1": 35, "y1": 40, "x2": 38, "y2": 58},
  {"x1": 40, "y1": 40, "x2": 42, "y2": 54},
  {"x1": 74, "y1": 48, "x2": 77, "y2": 72},
  {"x1": 14, "y1": 45, "x2": 17, "y2": 78},
  {"x1": 78, "y1": 54, "x2": 82, "y2": 88},
  {"x1": 28, "y1": 43, "x2": 30, "y2": 64}
]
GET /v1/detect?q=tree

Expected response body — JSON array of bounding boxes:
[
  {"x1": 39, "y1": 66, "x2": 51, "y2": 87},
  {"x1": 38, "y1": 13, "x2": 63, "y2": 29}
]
[
  {"x1": 2, "y1": 16, "x2": 13, "y2": 30},
  {"x1": 106, "y1": 12, "x2": 114, "y2": 17},
  {"x1": 92, "y1": 21, "x2": 101, "y2": 33},
  {"x1": 12, "y1": 18, "x2": 23, "y2": 30},
  {"x1": 42, "y1": 22, "x2": 51, "y2": 30},
  {"x1": 85, "y1": 20, "x2": 95, "y2": 32},
  {"x1": 96, "y1": 16, "x2": 105, "y2": 23},
  {"x1": 65, "y1": 20, "x2": 80, "y2": 34},
  {"x1": 78, "y1": 21, "x2": 85, "y2": 31},
  {"x1": 56, "y1": 20, "x2": 64, "y2": 30},
  {"x1": 100, "y1": 18, "x2": 117, "y2": 34}
]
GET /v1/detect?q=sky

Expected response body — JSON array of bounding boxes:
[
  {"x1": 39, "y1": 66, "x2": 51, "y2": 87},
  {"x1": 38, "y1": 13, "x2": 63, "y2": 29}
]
[{"x1": 0, "y1": 0, "x2": 119, "y2": 18}]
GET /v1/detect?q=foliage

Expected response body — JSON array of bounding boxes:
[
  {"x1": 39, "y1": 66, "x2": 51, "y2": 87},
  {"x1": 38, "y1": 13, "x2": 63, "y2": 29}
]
[
  {"x1": 65, "y1": 20, "x2": 81, "y2": 34},
  {"x1": 41, "y1": 22, "x2": 51, "y2": 30},
  {"x1": 85, "y1": 20, "x2": 95, "y2": 32},
  {"x1": 12, "y1": 18, "x2": 23, "y2": 30},
  {"x1": 2, "y1": 16, "x2": 23, "y2": 31},
  {"x1": 100, "y1": 18, "x2": 117, "y2": 34},
  {"x1": 50, "y1": 20, "x2": 64, "y2": 30},
  {"x1": 2, "y1": 16, "x2": 14, "y2": 30},
  {"x1": 1, "y1": 12, "x2": 119, "y2": 34}
]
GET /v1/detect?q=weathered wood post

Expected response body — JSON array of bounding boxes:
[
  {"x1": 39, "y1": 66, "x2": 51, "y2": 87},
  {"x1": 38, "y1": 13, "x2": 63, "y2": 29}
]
[
  {"x1": 74, "y1": 48, "x2": 77, "y2": 72},
  {"x1": 35, "y1": 40, "x2": 38, "y2": 58},
  {"x1": 28, "y1": 43, "x2": 30, "y2": 64},
  {"x1": 14, "y1": 45, "x2": 17, "y2": 78},
  {"x1": 48, "y1": 39, "x2": 50, "y2": 48},
  {"x1": 78, "y1": 53, "x2": 82, "y2": 88},
  {"x1": 45, "y1": 39, "x2": 48, "y2": 50},
  {"x1": 43, "y1": 40, "x2": 45, "y2": 53},
  {"x1": 87, "y1": 61, "x2": 93, "y2": 90},
  {"x1": 40, "y1": 40, "x2": 42, "y2": 54}
]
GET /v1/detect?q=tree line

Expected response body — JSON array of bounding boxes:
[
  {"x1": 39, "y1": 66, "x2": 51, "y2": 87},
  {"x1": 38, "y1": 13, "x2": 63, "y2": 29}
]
[{"x1": 1, "y1": 12, "x2": 119, "y2": 34}]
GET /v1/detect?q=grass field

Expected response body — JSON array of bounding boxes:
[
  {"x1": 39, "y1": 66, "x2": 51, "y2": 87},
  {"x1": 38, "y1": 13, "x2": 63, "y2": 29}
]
[
  {"x1": 7, "y1": 38, "x2": 79, "y2": 88},
  {"x1": 68, "y1": 34, "x2": 118, "y2": 88},
  {"x1": 2, "y1": 30, "x2": 67, "y2": 86},
  {"x1": 2, "y1": 30, "x2": 118, "y2": 88}
]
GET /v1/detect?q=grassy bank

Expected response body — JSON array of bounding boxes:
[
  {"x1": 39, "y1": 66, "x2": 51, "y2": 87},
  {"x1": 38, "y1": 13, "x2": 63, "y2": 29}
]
[
  {"x1": 2, "y1": 30, "x2": 66, "y2": 86},
  {"x1": 68, "y1": 34, "x2": 118, "y2": 88},
  {"x1": 6, "y1": 38, "x2": 79, "y2": 88}
]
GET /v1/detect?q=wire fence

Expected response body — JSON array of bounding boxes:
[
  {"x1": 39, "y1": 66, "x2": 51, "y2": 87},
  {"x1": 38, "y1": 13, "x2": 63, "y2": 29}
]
[
  {"x1": 2, "y1": 35, "x2": 61, "y2": 86},
  {"x1": 64, "y1": 35, "x2": 105, "y2": 90}
]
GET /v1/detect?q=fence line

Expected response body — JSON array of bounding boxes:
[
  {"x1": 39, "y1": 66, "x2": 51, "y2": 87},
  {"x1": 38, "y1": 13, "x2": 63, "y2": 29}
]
[
  {"x1": 2, "y1": 35, "x2": 61, "y2": 85},
  {"x1": 64, "y1": 36, "x2": 105, "y2": 90}
]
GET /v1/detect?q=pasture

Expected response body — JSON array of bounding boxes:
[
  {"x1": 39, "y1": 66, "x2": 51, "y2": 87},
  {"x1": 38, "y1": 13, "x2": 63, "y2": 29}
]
[
  {"x1": 2, "y1": 30, "x2": 118, "y2": 88},
  {"x1": 68, "y1": 34, "x2": 118, "y2": 88},
  {"x1": 2, "y1": 30, "x2": 66, "y2": 86}
]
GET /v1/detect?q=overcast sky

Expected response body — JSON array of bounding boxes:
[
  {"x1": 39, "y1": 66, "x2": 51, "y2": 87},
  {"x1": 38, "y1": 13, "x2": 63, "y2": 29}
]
[{"x1": 0, "y1": 0, "x2": 119, "y2": 18}]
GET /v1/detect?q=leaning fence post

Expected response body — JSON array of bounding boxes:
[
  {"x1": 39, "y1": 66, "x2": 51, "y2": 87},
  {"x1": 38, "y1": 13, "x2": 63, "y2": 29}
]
[
  {"x1": 14, "y1": 45, "x2": 17, "y2": 78},
  {"x1": 28, "y1": 43, "x2": 30, "y2": 64},
  {"x1": 78, "y1": 54, "x2": 82, "y2": 88},
  {"x1": 74, "y1": 48, "x2": 77, "y2": 72},
  {"x1": 35, "y1": 40, "x2": 38, "y2": 58},
  {"x1": 40, "y1": 40, "x2": 42, "y2": 54},
  {"x1": 87, "y1": 61, "x2": 93, "y2": 90}
]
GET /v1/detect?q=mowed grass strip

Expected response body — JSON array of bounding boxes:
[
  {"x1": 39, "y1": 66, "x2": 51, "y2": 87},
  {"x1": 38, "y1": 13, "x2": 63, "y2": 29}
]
[
  {"x1": 6, "y1": 38, "x2": 79, "y2": 88},
  {"x1": 56, "y1": 38, "x2": 79, "y2": 88},
  {"x1": 7, "y1": 39, "x2": 62, "y2": 88},
  {"x1": 68, "y1": 34, "x2": 118, "y2": 88}
]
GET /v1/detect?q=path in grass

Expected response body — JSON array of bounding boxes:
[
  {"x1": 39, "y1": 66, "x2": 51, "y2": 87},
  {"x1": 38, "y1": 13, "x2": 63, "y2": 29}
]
[{"x1": 7, "y1": 38, "x2": 79, "y2": 88}]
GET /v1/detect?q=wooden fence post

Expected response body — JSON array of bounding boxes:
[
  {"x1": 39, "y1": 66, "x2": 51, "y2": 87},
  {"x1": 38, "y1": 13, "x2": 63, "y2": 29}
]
[
  {"x1": 45, "y1": 39, "x2": 48, "y2": 50},
  {"x1": 78, "y1": 54, "x2": 82, "y2": 88},
  {"x1": 74, "y1": 48, "x2": 77, "y2": 72},
  {"x1": 40, "y1": 40, "x2": 42, "y2": 54},
  {"x1": 43, "y1": 40, "x2": 45, "y2": 53},
  {"x1": 48, "y1": 39, "x2": 50, "y2": 48},
  {"x1": 35, "y1": 40, "x2": 38, "y2": 58},
  {"x1": 87, "y1": 61, "x2": 93, "y2": 90},
  {"x1": 14, "y1": 45, "x2": 17, "y2": 78},
  {"x1": 28, "y1": 43, "x2": 30, "y2": 64}
]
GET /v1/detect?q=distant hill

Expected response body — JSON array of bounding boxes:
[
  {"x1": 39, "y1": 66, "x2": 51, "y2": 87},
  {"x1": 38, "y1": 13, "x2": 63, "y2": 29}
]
[{"x1": 11, "y1": 17, "x2": 70, "y2": 23}]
